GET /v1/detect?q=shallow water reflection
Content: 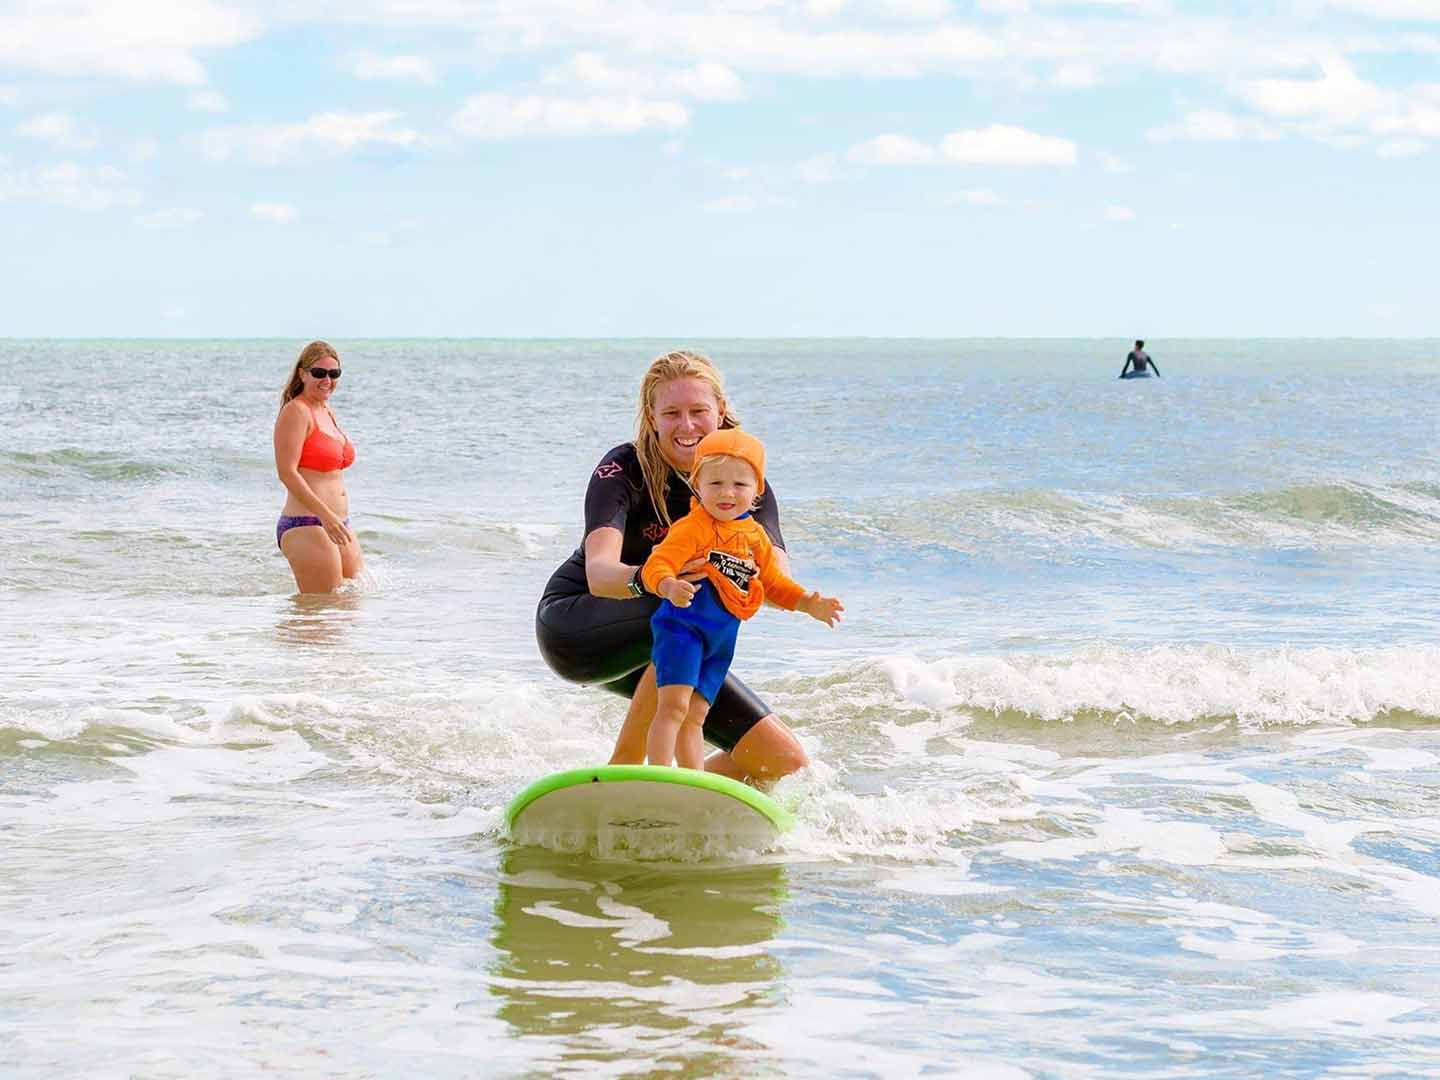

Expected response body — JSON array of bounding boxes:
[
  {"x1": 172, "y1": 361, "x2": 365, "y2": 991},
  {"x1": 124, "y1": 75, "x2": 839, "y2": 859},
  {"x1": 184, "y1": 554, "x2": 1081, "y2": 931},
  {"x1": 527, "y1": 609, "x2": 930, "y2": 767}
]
[
  {"x1": 273, "y1": 591, "x2": 363, "y2": 647},
  {"x1": 492, "y1": 845, "x2": 788, "y2": 1076}
]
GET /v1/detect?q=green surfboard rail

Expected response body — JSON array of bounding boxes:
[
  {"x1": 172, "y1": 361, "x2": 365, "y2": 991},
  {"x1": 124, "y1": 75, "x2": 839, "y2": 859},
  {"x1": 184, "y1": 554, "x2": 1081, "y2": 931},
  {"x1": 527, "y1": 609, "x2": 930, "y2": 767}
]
[{"x1": 505, "y1": 764, "x2": 794, "y2": 834}]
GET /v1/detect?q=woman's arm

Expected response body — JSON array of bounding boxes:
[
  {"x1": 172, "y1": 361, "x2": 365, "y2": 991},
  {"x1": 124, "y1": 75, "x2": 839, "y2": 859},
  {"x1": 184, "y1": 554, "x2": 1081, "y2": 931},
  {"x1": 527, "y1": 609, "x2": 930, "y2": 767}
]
[
  {"x1": 273, "y1": 403, "x2": 350, "y2": 541},
  {"x1": 584, "y1": 526, "x2": 711, "y2": 600},
  {"x1": 583, "y1": 527, "x2": 641, "y2": 599}
]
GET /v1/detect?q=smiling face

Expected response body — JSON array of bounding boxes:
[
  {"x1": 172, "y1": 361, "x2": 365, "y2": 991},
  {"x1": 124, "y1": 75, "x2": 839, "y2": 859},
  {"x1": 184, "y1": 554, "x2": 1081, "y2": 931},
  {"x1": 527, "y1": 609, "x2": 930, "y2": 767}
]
[
  {"x1": 298, "y1": 363, "x2": 341, "y2": 403},
  {"x1": 650, "y1": 377, "x2": 721, "y2": 473},
  {"x1": 694, "y1": 455, "x2": 758, "y2": 522}
]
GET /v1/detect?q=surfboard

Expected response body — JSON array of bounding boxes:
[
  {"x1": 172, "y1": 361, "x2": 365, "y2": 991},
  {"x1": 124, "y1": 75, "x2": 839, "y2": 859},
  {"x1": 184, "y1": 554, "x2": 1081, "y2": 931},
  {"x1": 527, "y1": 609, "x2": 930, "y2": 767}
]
[{"x1": 506, "y1": 764, "x2": 794, "y2": 858}]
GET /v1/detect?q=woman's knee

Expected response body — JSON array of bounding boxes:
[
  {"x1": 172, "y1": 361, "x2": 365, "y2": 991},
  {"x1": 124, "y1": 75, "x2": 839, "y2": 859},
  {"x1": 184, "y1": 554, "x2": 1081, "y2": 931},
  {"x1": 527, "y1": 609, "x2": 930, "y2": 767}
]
[
  {"x1": 732, "y1": 715, "x2": 809, "y2": 779},
  {"x1": 339, "y1": 540, "x2": 364, "y2": 579}
]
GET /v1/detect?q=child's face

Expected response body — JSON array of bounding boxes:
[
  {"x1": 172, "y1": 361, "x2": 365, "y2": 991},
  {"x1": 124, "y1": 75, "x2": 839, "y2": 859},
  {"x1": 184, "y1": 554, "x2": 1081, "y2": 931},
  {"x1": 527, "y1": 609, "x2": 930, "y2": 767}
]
[{"x1": 695, "y1": 456, "x2": 758, "y2": 521}]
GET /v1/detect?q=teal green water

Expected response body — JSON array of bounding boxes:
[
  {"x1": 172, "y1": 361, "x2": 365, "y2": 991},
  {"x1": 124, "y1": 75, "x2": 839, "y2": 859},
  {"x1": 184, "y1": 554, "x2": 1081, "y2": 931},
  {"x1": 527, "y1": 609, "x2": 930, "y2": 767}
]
[{"x1": 3, "y1": 340, "x2": 1439, "y2": 1078}]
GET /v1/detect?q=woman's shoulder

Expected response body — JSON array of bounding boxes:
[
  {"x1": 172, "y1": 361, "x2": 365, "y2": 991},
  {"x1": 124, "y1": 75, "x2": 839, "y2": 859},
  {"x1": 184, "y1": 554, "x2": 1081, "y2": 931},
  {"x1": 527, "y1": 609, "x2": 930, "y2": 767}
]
[
  {"x1": 277, "y1": 397, "x2": 314, "y2": 425},
  {"x1": 591, "y1": 442, "x2": 641, "y2": 478}
]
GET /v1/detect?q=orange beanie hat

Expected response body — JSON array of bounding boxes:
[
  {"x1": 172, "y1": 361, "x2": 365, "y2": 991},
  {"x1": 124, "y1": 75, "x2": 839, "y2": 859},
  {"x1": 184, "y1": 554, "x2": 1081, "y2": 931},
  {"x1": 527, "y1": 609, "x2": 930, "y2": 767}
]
[{"x1": 689, "y1": 429, "x2": 766, "y2": 494}]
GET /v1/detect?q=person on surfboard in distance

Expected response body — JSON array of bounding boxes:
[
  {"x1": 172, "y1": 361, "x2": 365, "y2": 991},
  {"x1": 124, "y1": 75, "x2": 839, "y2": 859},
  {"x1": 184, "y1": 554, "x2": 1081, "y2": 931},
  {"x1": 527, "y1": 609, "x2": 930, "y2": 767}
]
[
  {"x1": 1120, "y1": 339, "x2": 1160, "y2": 378},
  {"x1": 639, "y1": 429, "x2": 843, "y2": 769}
]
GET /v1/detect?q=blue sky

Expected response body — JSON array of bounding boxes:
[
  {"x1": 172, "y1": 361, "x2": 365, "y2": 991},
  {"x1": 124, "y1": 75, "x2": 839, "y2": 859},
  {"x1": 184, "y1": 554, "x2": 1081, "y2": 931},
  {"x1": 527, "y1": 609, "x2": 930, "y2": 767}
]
[{"x1": 2, "y1": 0, "x2": 1437, "y2": 337}]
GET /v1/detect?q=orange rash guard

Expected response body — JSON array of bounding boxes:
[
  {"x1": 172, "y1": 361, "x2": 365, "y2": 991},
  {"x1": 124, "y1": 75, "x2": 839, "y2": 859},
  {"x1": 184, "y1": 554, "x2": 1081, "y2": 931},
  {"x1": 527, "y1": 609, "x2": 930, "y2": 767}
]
[{"x1": 642, "y1": 505, "x2": 807, "y2": 621}]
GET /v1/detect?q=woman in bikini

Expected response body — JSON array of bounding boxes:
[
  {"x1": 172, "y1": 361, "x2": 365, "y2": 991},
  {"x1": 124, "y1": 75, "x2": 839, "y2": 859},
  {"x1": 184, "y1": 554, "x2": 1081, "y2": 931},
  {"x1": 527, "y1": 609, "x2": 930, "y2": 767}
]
[{"x1": 273, "y1": 341, "x2": 362, "y2": 593}]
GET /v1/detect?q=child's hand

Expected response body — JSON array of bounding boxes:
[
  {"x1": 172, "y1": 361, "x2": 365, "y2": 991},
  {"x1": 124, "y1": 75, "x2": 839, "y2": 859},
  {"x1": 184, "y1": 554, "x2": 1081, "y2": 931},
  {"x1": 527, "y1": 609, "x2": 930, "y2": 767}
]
[
  {"x1": 677, "y1": 555, "x2": 709, "y2": 582},
  {"x1": 659, "y1": 577, "x2": 698, "y2": 608},
  {"x1": 798, "y1": 591, "x2": 844, "y2": 627}
]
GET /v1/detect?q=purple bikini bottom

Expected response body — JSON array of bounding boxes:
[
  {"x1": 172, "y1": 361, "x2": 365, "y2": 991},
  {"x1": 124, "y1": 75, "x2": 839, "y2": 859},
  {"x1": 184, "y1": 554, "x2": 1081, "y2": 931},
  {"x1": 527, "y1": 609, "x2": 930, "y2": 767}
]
[{"x1": 276, "y1": 515, "x2": 350, "y2": 549}]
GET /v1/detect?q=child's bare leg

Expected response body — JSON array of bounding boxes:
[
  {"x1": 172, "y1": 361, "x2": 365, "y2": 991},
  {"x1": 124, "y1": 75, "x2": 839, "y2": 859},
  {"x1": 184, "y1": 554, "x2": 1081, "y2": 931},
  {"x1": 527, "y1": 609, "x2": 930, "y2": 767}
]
[
  {"x1": 647, "y1": 684, "x2": 694, "y2": 767},
  {"x1": 676, "y1": 694, "x2": 710, "y2": 770}
]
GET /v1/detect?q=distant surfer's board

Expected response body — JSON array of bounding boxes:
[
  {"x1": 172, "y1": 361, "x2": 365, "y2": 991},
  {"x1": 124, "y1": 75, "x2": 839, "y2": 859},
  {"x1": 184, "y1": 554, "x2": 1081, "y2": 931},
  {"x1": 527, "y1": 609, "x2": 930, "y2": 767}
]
[
  {"x1": 506, "y1": 765, "x2": 793, "y2": 858},
  {"x1": 1120, "y1": 370, "x2": 1154, "y2": 379}
]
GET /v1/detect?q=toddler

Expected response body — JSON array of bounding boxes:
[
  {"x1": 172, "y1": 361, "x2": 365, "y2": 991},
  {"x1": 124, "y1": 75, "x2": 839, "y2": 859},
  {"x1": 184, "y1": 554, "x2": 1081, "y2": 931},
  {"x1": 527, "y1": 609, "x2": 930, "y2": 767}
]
[{"x1": 640, "y1": 429, "x2": 843, "y2": 769}]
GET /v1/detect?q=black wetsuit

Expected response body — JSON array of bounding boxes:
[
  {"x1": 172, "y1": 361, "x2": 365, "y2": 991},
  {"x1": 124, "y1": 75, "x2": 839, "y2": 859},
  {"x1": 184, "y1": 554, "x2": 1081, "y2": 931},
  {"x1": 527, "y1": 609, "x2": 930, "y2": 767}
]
[
  {"x1": 535, "y1": 442, "x2": 786, "y2": 752},
  {"x1": 1121, "y1": 350, "x2": 1159, "y2": 377}
]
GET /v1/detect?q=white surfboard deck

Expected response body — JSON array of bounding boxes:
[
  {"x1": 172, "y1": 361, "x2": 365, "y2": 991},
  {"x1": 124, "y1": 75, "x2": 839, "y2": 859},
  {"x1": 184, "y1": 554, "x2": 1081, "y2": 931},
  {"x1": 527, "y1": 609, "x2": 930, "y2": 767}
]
[{"x1": 506, "y1": 765, "x2": 793, "y2": 859}]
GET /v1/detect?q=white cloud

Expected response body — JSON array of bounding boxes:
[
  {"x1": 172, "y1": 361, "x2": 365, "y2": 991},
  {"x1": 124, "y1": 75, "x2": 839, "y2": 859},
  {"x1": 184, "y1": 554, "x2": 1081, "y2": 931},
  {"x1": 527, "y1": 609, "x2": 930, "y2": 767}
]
[
  {"x1": 0, "y1": 161, "x2": 140, "y2": 210},
  {"x1": 797, "y1": 152, "x2": 838, "y2": 183},
  {"x1": 129, "y1": 139, "x2": 160, "y2": 163},
  {"x1": 0, "y1": 0, "x2": 257, "y2": 85},
  {"x1": 1241, "y1": 59, "x2": 1391, "y2": 127},
  {"x1": 1054, "y1": 63, "x2": 1100, "y2": 88},
  {"x1": 1148, "y1": 109, "x2": 1280, "y2": 141},
  {"x1": 16, "y1": 111, "x2": 98, "y2": 151},
  {"x1": 251, "y1": 202, "x2": 298, "y2": 224},
  {"x1": 1381, "y1": 108, "x2": 1440, "y2": 138},
  {"x1": 201, "y1": 111, "x2": 421, "y2": 165},
  {"x1": 142, "y1": 1, "x2": 1424, "y2": 101},
  {"x1": 451, "y1": 94, "x2": 689, "y2": 139},
  {"x1": 704, "y1": 195, "x2": 759, "y2": 212},
  {"x1": 1096, "y1": 150, "x2": 1131, "y2": 172},
  {"x1": 544, "y1": 53, "x2": 744, "y2": 102},
  {"x1": 1145, "y1": 59, "x2": 1440, "y2": 155},
  {"x1": 848, "y1": 125, "x2": 1075, "y2": 166},
  {"x1": 137, "y1": 207, "x2": 203, "y2": 228},
  {"x1": 1325, "y1": 0, "x2": 1440, "y2": 19},
  {"x1": 188, "y1": 90, "x2": 229, "y2": 113},
  {"x1": 352, "y1": 54, "x2": 438, "y2": 86},
  {"x1": 847, "y1": 133, "x2": 939, "y2": 164},
  {"x1": 1103, "y1": 205, "x2": 1135, "y2": 221},
  {"x1": 875, "y1": 0, "x2": 954, "y2": 17},
  {"x1": 673, "y1": 61, "x2": 746, "y2": 101},
  {"x1": 940, "y1": 124, "x2": 1077, "y2": 165},
  {"x1": 447, "y1": 8, "x2": 1002, "y2": 79},
  {"x1": 1377, "y1": 137, "x2": 1426, "y2": 156},
  {"x1": 953, "y1": 188, "x2": 1003, "y2": 205},
  {"x1": 0, "y1": 86, "x2": 18, "y2": 107}
]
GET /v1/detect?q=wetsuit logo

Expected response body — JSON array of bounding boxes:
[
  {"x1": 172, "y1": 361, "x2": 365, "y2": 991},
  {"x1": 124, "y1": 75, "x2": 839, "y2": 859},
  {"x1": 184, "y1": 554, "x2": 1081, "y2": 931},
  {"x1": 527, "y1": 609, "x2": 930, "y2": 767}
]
[
  {"x1": 642, "y1": 523, "x2": 669, "y2": 542},
  {"x1": 709, "y1": 550, "x2": 757, "y2": 593},
  {"x1": 594, "y1": 462, "x2": 622, "y2": 479}
]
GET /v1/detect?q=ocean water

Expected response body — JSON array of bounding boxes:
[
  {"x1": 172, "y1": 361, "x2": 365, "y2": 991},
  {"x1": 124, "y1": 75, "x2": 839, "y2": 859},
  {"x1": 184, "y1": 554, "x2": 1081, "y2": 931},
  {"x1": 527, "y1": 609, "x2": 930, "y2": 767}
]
[{"x1": 3, "y1": 338, "x2": 1440, "y2": 1078}]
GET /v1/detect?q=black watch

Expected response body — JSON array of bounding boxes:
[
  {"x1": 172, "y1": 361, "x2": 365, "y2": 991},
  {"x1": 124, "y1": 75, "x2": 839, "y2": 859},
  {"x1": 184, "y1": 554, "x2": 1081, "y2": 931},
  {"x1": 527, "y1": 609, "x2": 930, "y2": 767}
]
[{"x1": 626, "y1": 567, "x2": 647, "y2": 598}]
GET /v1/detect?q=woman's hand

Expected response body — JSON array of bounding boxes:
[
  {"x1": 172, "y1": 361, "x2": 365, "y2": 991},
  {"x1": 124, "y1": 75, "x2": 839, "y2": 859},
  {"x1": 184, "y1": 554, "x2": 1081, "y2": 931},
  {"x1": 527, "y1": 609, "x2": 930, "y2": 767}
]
[
  {"x1": 322, "y1": 514, "x2": 353, "y2": 546},
  {"x1": 798, "y1": 591, "x2": 844, "y2": 627},
  {"x1": 658, "y1": 576, "x2": 698, "y2": 608}
]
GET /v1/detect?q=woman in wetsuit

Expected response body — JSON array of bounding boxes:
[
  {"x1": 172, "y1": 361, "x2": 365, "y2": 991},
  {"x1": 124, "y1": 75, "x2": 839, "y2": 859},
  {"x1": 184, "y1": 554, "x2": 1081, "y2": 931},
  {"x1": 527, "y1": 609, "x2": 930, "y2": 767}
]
[
  {"x1": 535, "y1": 350, "x2": 810, "y2": 783},
  {"x1": 273, "y1": 341, "x2": 363, "y2": 593}
]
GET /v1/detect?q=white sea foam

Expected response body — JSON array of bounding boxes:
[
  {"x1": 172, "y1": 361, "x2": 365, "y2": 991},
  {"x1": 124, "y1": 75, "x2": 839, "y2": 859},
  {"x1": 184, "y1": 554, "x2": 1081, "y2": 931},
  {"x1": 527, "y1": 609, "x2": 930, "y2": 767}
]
[
  {"x1": 873, "y1": 646, "x2": 1440, "y2": 727},
  {"x1": 8, "y1": 341, "x2": 1440, "y2": 1079}
]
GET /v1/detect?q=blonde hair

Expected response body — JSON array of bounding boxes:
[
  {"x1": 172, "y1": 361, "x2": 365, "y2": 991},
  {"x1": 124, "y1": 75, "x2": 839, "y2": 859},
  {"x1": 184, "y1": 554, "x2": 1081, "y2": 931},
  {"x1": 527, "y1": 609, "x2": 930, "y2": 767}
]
[
  {"x1": 280, "y1": 341, "x2": 340, "y2": 407},
  {"x1": 635, "y1": 350, "x2": 739, "y2": 528}
]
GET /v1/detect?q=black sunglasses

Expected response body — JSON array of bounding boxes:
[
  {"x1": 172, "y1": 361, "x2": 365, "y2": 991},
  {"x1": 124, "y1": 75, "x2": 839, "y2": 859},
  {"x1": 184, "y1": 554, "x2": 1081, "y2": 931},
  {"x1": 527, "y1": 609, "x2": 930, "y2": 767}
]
[{"x1": 307, "y1": 367, "x2": 342, "y2": 380}]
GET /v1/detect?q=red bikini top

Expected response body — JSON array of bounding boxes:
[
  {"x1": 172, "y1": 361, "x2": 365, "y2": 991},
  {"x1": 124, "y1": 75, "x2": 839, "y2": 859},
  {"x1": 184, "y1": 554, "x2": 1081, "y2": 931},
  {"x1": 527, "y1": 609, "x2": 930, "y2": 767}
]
[{"x1": 297, "y1": 404, "x2": 355, "y2": 472}]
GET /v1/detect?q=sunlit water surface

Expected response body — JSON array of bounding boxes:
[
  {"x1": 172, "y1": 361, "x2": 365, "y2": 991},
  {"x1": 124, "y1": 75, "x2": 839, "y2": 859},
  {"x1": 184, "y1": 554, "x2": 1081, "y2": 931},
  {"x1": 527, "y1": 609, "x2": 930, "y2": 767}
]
[{"x1": 4, "y1": 340, "x2": 1440, "y2": 1078}]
